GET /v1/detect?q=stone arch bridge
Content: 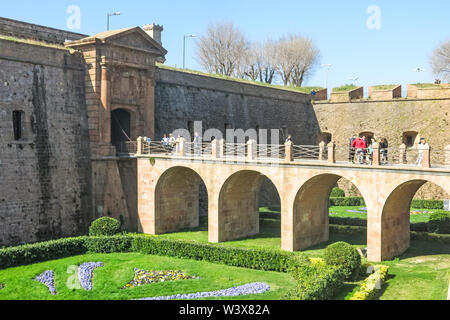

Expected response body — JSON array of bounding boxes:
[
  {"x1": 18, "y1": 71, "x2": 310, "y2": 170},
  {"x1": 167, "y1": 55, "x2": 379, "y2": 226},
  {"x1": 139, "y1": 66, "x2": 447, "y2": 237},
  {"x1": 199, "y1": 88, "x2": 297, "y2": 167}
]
[{"x1": 128, "y1": 139, "x2": 450, "y2": 262}]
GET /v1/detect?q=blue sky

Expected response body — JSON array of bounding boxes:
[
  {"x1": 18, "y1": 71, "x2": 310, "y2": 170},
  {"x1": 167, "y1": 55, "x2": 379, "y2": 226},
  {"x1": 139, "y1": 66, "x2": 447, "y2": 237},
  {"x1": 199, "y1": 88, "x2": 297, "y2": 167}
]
[{"x1": 2, "y1": 0, "x2": 449, "y2": 93}]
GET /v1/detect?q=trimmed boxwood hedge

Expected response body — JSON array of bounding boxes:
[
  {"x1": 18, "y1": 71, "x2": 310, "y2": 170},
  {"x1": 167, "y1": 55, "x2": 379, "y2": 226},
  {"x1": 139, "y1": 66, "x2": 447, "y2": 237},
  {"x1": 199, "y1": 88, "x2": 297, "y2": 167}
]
[
  {"x1": 411, "y1": 200, "x2": 444, "y2": 210},
  {"x1": 329, "y1": 197, "x2": 365, "y2": 207},
  {"x1": 284, "y1": 260, "x2": 344, "y2": 300},
  {"x1": 324, "y1": 242, "x2": 361, "y2": 279},
  {"x1": 0, "y1": 237, "x2": 89, "y2": 269},
  {"x1": 0, "y1": 235, "x2": 300, "y2": 272},
  {"x1": 330, "y1": 197, "x2": 444, "y2": 210},
  {"x1": 130, "y1": 236, "x2": 299, "y2": 272},
  {"x1": 428, "y1": 211, "x2": 450, "y2": 234}
]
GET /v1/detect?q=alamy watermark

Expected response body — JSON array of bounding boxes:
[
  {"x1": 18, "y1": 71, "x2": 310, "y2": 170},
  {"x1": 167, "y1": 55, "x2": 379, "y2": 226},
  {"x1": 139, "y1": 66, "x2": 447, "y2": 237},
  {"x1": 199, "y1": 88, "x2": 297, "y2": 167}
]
[
  {"x1": 366, "y1": 5, "x2": 381, "y2": 30},
  {"x1": 67, "y1": 5, "x2": 81, "y2": 30}
]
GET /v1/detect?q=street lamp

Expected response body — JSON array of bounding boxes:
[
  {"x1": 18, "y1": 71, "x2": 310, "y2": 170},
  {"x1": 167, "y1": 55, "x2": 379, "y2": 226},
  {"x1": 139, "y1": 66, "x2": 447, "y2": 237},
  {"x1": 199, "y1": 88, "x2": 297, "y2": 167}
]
[
  {"x1": 321, "y1": 64, "x2": 332, "y2": 90},
  {"x1": 183, "y1": 34, "x2": 197, "y2": 69},
  {"x1": 414, "y1": 67, "x2": 426, "y2": 84},
  {"x1": 107, "y1": 12, "x2": 121, "y2": 31},
  {"x1": 349, "y1": 77, "x2": 359, "y2": 86}
]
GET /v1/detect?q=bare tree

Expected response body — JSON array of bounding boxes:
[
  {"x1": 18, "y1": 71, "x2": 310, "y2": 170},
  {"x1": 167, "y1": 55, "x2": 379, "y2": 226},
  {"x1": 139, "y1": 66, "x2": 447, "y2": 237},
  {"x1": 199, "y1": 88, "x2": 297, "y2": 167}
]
[
  {"x1": 431, "y1": 40, "x2": 450, "y2": 82},
  {"x1": 237, "y1": 43, "x2": 260, "y2": 81},
  {"x1": 196, "y1": 22, "x2": 249, "y2": 77},
  {"x1": 275, "y1": 34, "x2": 320, "y2": 87},
  {"x1": 257, "y1": 40, "x2": 278, "y2": 84}
]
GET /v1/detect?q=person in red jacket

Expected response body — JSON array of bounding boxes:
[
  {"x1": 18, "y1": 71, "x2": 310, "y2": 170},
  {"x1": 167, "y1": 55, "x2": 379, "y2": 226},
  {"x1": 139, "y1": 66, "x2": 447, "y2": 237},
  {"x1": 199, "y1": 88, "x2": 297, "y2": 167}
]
[{"x1": 352, "y1": 136, "x2": 367, "y2": 164}]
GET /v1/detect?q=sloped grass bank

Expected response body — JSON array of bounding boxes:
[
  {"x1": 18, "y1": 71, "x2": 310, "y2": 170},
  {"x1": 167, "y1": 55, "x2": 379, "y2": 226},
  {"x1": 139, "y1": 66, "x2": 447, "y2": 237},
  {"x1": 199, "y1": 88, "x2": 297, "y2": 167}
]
[{"x1": 0, "y1": 253, "x2": 294, "y2": 300}]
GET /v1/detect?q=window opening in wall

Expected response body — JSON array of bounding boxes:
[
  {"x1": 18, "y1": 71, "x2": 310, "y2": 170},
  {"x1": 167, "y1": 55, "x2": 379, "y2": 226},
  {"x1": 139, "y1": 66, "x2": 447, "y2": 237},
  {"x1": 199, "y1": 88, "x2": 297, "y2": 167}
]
[{"x1": 12, "y1": 110, "x2": 24, "y2": 141}]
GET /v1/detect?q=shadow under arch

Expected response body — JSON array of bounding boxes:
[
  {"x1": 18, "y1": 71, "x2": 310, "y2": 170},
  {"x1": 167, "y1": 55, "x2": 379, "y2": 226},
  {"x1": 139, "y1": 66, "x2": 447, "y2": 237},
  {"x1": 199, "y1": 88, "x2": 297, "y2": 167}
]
[
  {"x1": 154, "y1": 166, "x2": 208, "y2": 234},
  {"x1": 291, "y1": 173, "x2": 367, "y2": 251},
  {"x1": 380, "y1": 179, "x2": 449, "y2": 261},
  {"x1": 217, "y1": 170, "x2": 281, "y2": 242}
]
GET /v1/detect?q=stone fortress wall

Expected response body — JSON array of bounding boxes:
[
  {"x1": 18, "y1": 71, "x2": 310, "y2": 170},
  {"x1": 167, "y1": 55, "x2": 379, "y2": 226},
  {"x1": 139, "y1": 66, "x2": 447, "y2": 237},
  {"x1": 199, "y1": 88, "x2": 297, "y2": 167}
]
[
  {"x1": 0, "y1": 17, "x2": 448, "y2": 246},
  {"x1": 0, "y1": 38, "x2": 92, "y2": 247}
]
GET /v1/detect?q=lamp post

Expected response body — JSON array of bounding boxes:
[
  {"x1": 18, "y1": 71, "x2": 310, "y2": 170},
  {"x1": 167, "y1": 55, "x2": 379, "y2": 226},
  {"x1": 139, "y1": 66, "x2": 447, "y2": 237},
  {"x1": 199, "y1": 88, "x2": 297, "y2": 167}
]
[
  {"x1": 349, "y1": 77, "x2": 359, "y2": 86},
  {"x1": 414, "y1": 67, "x2": 426, "y2": 83},
  {"x1": 107, "y1": 12, "x2": 121, "y2": 31},
  {"x1": 321, "y1": 64, "x2": 332, "y2": 90},
  {"x1": 183, "y1": 34, "x2": 196, "y2": 69}
]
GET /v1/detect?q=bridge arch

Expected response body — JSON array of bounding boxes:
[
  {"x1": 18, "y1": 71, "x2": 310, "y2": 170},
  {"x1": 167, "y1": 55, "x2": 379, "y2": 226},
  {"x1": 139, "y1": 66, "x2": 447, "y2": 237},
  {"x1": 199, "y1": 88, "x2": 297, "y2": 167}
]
[
  {"x1": 217, "y1": 170, "x2": 281, "y2": 242},
  {"x1": 379, "y1": 178, "x2": 450, "y2": 260},
  {"x1": 289, "y1": 173, "x2": 368, "y2": 251},
  {"x1": 154, "y1": 166, "x2": 208, "y2": 234}
]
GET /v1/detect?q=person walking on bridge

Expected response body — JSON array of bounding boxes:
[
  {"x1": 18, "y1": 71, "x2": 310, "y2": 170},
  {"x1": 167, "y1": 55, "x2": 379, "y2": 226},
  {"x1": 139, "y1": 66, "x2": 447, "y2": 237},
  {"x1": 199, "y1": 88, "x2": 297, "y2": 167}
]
[
  {"x1": 416, "y1": 138, "x2": 426, "y2": 166},
  {"x1": 352, "y1": 136, "x2": 367, "y2": 164},
  {"x1": 349, "y1": 135, "x2": 357, "y2": 163}
]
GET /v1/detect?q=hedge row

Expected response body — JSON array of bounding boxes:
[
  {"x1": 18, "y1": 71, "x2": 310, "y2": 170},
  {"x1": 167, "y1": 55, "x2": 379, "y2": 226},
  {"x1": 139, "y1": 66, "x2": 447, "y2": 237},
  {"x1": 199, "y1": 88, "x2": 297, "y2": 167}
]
[
  {"x1": 350, "y1": 265, "x2": 389, "y2": 300},
  {"x1": 284, "y1": 259, "x2": 344, "y2": 300},
  {"x1": 0, "y1": 235, "x2": 301, "y2": 273},
  {"x1": 330, "y1": 224, "x2": 450, "y2": 244},
  {"x1": 330, "y1": 213, "x2": 450, "y2": 234},
  {"x1": 329, "y1": 197, "x2": 444, "y2": 210},
  {"x1": 130, "y1": 236, "x2": 298, "y2": 272},
  {"x1": 0, "y1": 237, "x2": 89, "y2": 270},
  {"x1": 329, "y1": 197, "x2": 366, "y2": 207}
]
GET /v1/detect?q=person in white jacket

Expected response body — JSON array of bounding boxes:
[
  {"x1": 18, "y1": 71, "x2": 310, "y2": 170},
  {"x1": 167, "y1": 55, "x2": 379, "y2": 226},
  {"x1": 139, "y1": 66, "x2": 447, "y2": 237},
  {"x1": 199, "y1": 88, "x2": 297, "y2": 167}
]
[{"x1": 416, "y1": 138, "x2": 426, "y2": 166}]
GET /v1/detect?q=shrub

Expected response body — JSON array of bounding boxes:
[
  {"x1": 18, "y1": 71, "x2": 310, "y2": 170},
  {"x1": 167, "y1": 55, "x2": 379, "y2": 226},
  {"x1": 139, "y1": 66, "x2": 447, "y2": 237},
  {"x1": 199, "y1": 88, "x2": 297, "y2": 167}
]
[
  {"x1": 89, "y1": 217, "x2": 121, "y2": 236},
  {"x1": 411, "y1": 200, "x2": 444, "y2": 210},
  {"x1": 330, "y1": 187, "x2": 345, "y2": 198},
  {"x1": 85, "y1": 235, "x2": 133, "y2": 253},
  {"x1": 284, "y1": 262, "x2": 344, "y2": 300},
  {"x1": 329, "y1": 197, "x2": 365, "y2": 207},
  {"x1": 350, "y1": 265, "x2": 389, "y2": 300},
  {"x1": 131, "y1": 236, "x2": 300, "y2": 272},
  {"x1": 428, "y1": 211, "x2": 450, "y2": 234},
  {"x1": 0, "y1": 237, "x2": 88, "y2": 269},
  {"x1": 324, "y1": 242, "x2": 361, "y2": 279}
]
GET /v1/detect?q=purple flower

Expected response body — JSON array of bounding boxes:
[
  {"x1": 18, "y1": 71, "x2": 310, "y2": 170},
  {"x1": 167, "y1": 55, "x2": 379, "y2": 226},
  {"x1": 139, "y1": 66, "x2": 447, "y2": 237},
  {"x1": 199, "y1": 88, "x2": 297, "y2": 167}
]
[
  {"x1": 78, "y1": 262, "x2": 103, "y2": 291},
  {"x1": 135, "y1": 282, "x2": 270, "y2": 300},
  {"x1": 34, "y1": 270, "x2": 56, "y2": 295}
]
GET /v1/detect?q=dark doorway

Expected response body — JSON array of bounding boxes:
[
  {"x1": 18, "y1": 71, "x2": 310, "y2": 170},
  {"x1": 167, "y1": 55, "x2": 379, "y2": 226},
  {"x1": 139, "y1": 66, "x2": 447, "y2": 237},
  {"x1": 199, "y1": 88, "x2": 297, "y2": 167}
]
[{"x1": 111, "y1": 109, "x2": 131, "y2": 150}]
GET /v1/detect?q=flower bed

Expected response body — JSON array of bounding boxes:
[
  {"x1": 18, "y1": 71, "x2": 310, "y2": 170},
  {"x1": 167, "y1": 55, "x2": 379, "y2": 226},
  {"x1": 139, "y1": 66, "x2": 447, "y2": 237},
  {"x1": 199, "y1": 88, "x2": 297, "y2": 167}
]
[
  {"x1": 124, "y1": 269, "x2": 198, "y2": 289},
  {"x1": 34, "y1": 270, "x2": 56, "y2": 295},
  {"x1": 350, "y1": 265, "x2": 389, "y2": 300},
  {"x1": 136, "y1": 282, "x2": 270, "y2": 300},
  {"x1": 78, "y1": 262, "x2": 103, "y2": 291}
]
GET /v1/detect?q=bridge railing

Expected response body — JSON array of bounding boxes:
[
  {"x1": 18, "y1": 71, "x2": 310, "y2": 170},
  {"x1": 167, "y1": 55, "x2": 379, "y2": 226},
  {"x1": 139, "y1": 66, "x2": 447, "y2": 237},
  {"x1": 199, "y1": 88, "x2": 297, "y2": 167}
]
[
  {"x1": 133, "y1": 137, "x2": 450, "y2": 169},
  {"x1": 292, "y1": 145, "x2": 324, "y2": 161},
  {"x1": 257, "y1": 144, "x2": 285, "y2": 160},
  {"x1": 116, "y1": 141, "x2": 137, "y2": 155}
]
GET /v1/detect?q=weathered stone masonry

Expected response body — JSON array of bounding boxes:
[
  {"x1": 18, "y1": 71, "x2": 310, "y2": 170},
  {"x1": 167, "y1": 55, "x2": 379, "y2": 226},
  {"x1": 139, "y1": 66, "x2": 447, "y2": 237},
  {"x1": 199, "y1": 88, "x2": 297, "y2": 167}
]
[{"x1": 0, "y1": 39, "x2": 92, "y2": 246}]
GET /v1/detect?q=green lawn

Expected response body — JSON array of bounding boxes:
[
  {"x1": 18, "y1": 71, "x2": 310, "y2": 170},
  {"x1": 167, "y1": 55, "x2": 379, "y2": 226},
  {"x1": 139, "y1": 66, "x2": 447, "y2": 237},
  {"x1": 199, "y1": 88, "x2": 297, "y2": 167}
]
[
  {"x1": 0, "y1": 253, "x2": 295, "y2": 300},
  {"x1": 329, "y1": 206, "x2": 434, "y2": 224}
]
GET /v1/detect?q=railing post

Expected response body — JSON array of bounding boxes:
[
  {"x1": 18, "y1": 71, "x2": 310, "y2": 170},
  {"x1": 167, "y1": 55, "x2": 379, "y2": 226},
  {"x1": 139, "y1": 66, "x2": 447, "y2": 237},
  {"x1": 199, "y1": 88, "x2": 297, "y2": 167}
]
[
  {"x1": 327, "y1": 142, "x2": 336, "y2": 164},
  {"x1": 179, "y1": 137, "x2": 186, "y2": 157},
  {"x1": 136, "y1": 136, "x2": 143, "y2": 155},
  {"x1": 284, "y1": 141, "x2": 293, "y2": 162},
  {"x1": 247, "y1": 139, "x2": 257, "y2": 161},
  {"x1": 372, "y1": 142, "x2": 380, "y2": 166},
  {"x1": 445, "y1": 145, "x2": 450, "y2": 167},
  {"x1": 422, "y1": 144, "x2": 431, "y2": 168},
  {"x1": 211, "y1": 139, "x2": 221, "y2": 159},
  {"x1": 399, "y1": 144, "x2": 406, "y2": 164},
  {"x1": 318, "y1": 141, "x2": 325, "y2": 161},
  {"x1": 219, "y1": 139, "x2": 225, "y2": 158}
]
